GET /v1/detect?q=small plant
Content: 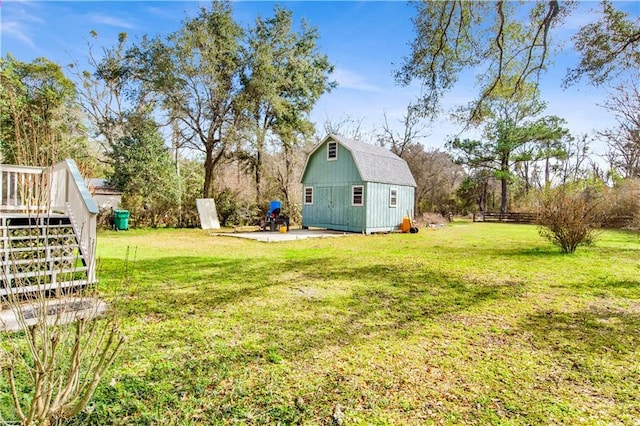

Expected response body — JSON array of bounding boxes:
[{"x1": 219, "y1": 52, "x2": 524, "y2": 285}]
[
  {"x1": 1, "y1": 203, "x2": 123, "y2": 425},
  {"x1": 1, "y1": 273, "x2": 124, "y2": 426},
  {"x1": 536, "y1": 183, "x2": 605, "y2": 253}
]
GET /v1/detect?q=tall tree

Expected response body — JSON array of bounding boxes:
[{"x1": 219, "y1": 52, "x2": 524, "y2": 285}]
[
  {"x1": 558, "y1": 134, "x2": 595, "y2": 184},
  {"x1": 513, "y1": 117, "x2": 569, "y2": 191},
  {"x1": 377, "y1": 103, "x2": 428, "y2": 157},
  {"x1": 448, "y1": 85, "x2": 568, "y2": 213},
  {"x1": 600, "y1": 81, "x2": 640, "y2": 178},
  {"x1": 107, "y1": 113, "x2": 179, "y2": 227},
  {"x1": 0, "y1": 55, "x2": 94, "y2": 171},
  {"x1": 237, "y1": 6, "x2": 335, "y2": 203},
  {"x1": 134, "y1": 1, "x2": 244, "y2": 198},
  {"x1": 75, "y1": 32, "x2": 148, "y2": 156}
]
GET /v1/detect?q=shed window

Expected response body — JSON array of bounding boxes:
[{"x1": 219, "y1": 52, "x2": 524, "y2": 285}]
[
  {"x1": 304, "y1": 186, "x2": 313, "y2": 205},
  {"x1": 389, "y1": 188, "x2": 398, "y2": 207},
  {"x1": 327, "y1": 141, "x2": 338, "y2": 160},
  {"x1": 352, "y1": 185, "x2": 364, "y2": 206}
]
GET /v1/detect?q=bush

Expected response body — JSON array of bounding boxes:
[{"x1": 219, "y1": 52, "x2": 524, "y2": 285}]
[
  {"x1": 419, "y1": 212, "x2": 448, "y2": 227},
  {"x1": 536, "y1": 183, "x2": 605, "y2": 253},
  {"x1": 215, "y1": 188, "x2": 259, "y2": 227},
  {"x1": 602, "y1": 178, "x2": 640, "y2": 229}
]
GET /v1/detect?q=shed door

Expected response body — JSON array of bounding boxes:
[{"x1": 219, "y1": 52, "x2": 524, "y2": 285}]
[{"x1": 317, "y1": 186, "x2": 334, "y2": 224}]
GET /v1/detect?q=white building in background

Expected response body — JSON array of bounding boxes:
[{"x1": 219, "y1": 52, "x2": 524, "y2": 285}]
[{"x1": 89, "y1": 178, "x2": 122, "y2": 211}]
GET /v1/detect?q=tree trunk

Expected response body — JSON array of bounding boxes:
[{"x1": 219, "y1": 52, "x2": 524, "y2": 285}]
[
  {"x1": 203, "y1": 149, "x2": 214, "y2": 199},
  {"x1": 545, "y1": 156, "x2": 551, "y2": 187},
  {"x1": 500, "y1": 157, "x2": 509, "y2": 214},
  {"x1": 254, "y1": 124, "x2": 267, "y2": 204},
  {"x1": 500, "y1": 178, "x2": 508, "y2": 214},
  {"x1": 255, "y1": 149, "x2": 262, "y2": 204}
]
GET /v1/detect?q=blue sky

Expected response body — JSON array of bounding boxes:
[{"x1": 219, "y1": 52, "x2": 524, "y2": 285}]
[{"x1": 1, "y1": 1, "x2": 638, "y2": 156}]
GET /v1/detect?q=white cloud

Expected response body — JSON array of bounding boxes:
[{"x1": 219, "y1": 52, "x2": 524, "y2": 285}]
[
  {"x1": 86, "y1": 13, "x2": 136, "y2": 29},
  {"x1": 560, "y1": 2, "x2": 604, "y2": 31},
  {"x1": 1, "y1": 21, "x2": 35, "y2": 49},
  {"x1": 0, "y1": 0, "x2": 44, "y2": 49},
  {"x1": 333, "y1": 67, "x2": 383, "y2": 93}
]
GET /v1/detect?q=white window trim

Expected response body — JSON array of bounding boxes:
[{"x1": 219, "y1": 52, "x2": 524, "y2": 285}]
[
  {"x1": 389, "y1": 187, "x2": 398, "y2": 208},
  {"x1": 327, "y1": 141, "x2": 338, "y2": 161},
  {"x1": 352, "y1": 185, "x2": 364, "y2": 206},
  {"x1": 304, "y1": 186, "x2": 314, "y2": 205}
]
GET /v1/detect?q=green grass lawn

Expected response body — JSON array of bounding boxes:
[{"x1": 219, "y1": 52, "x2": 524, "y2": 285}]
[{"x1": 8, "y1": 221, "x2": 640, "y2": 424}]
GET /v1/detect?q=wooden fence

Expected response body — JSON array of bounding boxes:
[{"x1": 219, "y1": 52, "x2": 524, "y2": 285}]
[{"x1": 473, "y1": 212, "x2": 538, "y2": 224}]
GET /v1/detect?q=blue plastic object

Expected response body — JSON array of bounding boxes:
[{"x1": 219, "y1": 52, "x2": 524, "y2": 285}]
[{"x1": 267, "y1": 200, "x2": 281, "y2": 217}]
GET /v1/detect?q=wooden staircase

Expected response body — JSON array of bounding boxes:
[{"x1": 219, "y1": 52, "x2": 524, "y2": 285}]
[{"x1": 0, "y1": 160, "x2": 98, "y2": 298}]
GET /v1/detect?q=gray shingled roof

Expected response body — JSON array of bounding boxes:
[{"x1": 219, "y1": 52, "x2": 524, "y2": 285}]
[{"x1": 328, "y1": 134, "x2": 417, "y2": 187}]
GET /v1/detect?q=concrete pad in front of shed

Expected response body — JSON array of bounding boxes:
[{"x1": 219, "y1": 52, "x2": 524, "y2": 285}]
[{"x1": 219, "y1": 229, "x2": 352, "y2": 242}]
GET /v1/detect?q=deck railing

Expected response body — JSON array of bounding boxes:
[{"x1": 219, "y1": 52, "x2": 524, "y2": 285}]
[
  {"x1": 1, "y1": 159, "x2": 98, "y2": 283},
  {"x1": 0, "y1": 164, "x2": 48, "y2": 211}
]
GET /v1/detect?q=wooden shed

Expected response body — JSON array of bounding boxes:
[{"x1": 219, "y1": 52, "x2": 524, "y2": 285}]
[{"x1": 301, "y1": 134, "x2": 416, "y2": 234}]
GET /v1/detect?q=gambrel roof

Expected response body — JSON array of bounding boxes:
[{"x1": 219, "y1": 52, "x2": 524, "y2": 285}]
[{"x1": 304, "y1": 134, "x2": 417, "y2": 187}]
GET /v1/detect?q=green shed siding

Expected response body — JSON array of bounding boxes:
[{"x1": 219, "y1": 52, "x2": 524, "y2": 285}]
[
  {"x1": 302, "y1": 141, "x2": 365, "y2": 231},
  {"x1": 301, "y1": 135, "x2": 416, "y2": 234},
  {"x1": 301, "y1": 143, "x2": 361, "y2": 184},
  {"x1": 365, "y1": 182, "x2": 414, "y2": 233},
  {"x1": 302, "y1": 184, "x2": 365, "y2": 232}
]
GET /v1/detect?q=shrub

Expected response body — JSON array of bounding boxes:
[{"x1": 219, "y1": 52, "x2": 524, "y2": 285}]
[
  {"x1": 602, "y1": 178, "x2": 640, "y2": 229},
  {"x1": 215, "y1": 188, "x2": 259, "y2": 227},
  {"x1": 536, "y1": 183, "x2": 605, "y2": 253},
  {"x1": 1, "y1": 237, "x2": 124, "y2": 425},
  {"x1": 420, "y1": 212, "x2": 448, "y2": 227}
]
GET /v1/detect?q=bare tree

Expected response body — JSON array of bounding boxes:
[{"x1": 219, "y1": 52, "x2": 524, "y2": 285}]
[
  {"x1": 377, "y1": 103, "x2": 463, "y2": 214},
  {"x1": 558, "y1": 134, "x2": 595, "y2": 183},
  {"x1": 600, "y1": 81, "x2": 640, "y2": 178},
  {"x1": 74, "y1": 32, "x2": 135, "y2": 155},
  {"x1": 537, "y1": 183, "x2": 605, "y2": 253},
  {"x1": 377, "y1": 103, "x2": 430, "y2": 157},
  {"x1": 411, "y1": 146, "x2": 465, "y2": 214},
  {"x1": 321, "y1": 115, "x2": 372, "y2": 141},
  {"x1": 2, "y1": 288, "x2": 124, "y2": 425}
]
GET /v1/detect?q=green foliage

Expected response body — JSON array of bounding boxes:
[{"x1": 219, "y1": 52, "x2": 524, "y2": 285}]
[
  {"x1": 400, "y1": 1, "x2": 638, "y2": 121},
  {"x1": 0, "y1": 55, "x2": 96, "y2": 173},
  {"x1": 537, "y1": 183, "x2": 606, "y2": 253},
  {"x1": 176, "y1": 158, "x2": 206, "y2": 228},
  {"x1": 566, "y1": 0, "x2": 640, "y2": 86},
  {"x1": 237, "y1": 5, "x2": 335, "y2": 203},
  {"x1": 92, "y1": 1, "x2": 334, "y2": 204},
  {"x1": 133, "y1": 0, "x2": 245, "y2": 199},
  {"x1": 449, "y1": 89, "x2": 569, "y2": 213},
  {"x1": 397, "y1": 1, "x2": 575, "y2": 121},
  {"x1": 214, "y1": 187, "x2": 259, "y2": 227},
  {"x1": 106, "y1": 113, "x2": 179, "y2": 227},
  {"x1": 455, "y1": 172, "x2": 498, "y2": 213}
]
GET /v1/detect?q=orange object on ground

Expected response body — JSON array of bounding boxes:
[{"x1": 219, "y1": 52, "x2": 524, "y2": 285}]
[{"x1": 401, "y1": 216, "x2": 411, "y2": 233}]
